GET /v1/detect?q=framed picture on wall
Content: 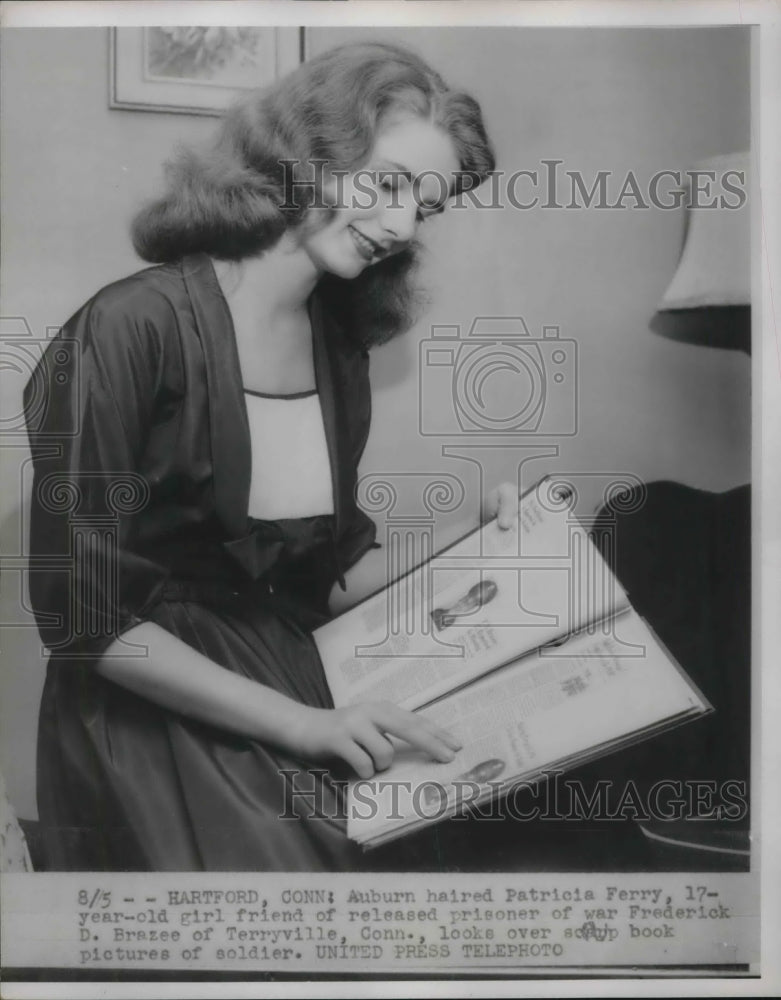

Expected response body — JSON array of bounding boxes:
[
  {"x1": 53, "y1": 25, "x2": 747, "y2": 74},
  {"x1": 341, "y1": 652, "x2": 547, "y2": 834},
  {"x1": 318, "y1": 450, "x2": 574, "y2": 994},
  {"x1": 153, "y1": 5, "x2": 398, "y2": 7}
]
[{"x1": 109, "y1": 26, "x2": 304, "y2": 115}]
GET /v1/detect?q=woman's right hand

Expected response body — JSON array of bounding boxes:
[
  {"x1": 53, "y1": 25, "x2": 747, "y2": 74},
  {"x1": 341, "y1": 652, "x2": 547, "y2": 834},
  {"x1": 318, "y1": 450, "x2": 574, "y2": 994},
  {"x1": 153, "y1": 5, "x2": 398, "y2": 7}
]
[{"x1": 295, "y1": 702, "x2": 462, "y2": 779}]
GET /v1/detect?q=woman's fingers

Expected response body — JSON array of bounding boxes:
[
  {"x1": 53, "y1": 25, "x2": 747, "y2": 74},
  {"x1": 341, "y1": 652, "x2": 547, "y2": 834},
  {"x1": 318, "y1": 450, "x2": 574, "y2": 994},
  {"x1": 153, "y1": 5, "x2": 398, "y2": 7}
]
[
  {"x1": 335, "y1": 735, "x2": 376, "y2": 780},
  {"x1": 414, "y1": 714, "x2": 463, "y2": 753},
  {"x1": 482, "y1": 481, "x2": 520, "y2": 531},
  {"x1": 371, "y1": 703, "x2": 460, "y2": 763},
  {"x1": 328, "y1": 704, "x2": 463, "y2": 778},
  {"x1": 496, "y1": 482, "x2": 519, "y2": 530},
  {"x1": 353, "y1": 723, "x2": 396, "y2": 772}
]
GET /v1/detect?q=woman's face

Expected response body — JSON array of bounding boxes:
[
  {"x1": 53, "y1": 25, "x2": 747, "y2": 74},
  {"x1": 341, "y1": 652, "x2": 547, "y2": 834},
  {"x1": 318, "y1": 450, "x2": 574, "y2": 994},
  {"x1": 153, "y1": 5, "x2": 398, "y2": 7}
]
[{"x1": 300, "y1": 115, "x2": 461, "y2": 279}]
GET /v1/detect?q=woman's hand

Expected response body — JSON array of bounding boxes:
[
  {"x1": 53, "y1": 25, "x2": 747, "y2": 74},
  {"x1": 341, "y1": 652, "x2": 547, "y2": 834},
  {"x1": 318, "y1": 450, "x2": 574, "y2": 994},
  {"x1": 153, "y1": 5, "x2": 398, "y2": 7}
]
[
  {"x1": 295, "y1": 702, "x2": 462, "y2": 779},
  {"x1": 481, "y1": 481, "x2": 521, "y2": 531}
]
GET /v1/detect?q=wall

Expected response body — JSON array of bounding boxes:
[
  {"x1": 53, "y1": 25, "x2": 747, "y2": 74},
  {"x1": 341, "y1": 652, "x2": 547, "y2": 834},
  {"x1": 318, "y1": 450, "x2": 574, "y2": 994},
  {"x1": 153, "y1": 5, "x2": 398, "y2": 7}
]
[
  {"x1": 307, "y1": 26, "x2": 751, "y2": 504},
  {"x1": 1, "y1": 28, "x2": 219, "y2": 820},
  {"x1": 0, "y1": 26, "x2": 751, "y2": 819}
]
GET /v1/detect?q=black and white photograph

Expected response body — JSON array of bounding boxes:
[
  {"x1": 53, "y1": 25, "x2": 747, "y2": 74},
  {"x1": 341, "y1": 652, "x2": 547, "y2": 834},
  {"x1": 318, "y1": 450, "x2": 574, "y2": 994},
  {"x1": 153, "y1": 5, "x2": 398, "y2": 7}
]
[{"x1": 1, "y1": 0, "x2": 778, "y2": 994}]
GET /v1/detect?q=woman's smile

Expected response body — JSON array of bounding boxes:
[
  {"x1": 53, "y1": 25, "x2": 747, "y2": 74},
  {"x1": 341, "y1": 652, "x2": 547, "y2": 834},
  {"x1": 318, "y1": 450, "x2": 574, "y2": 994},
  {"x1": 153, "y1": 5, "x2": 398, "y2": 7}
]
[
  {"x1": 348, "y1": 225, "x2": 385, "y2": 261},
  {"x1": 300, "y1": 116, "x2": 460, "y2": 279}
]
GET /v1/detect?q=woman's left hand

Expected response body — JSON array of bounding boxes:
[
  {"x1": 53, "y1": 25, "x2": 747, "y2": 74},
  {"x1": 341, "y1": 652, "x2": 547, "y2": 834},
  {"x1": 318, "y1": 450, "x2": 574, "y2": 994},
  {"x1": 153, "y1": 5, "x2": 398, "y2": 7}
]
[{"x1": 481, "y1": 481, "x2": 521, "y2": 531}]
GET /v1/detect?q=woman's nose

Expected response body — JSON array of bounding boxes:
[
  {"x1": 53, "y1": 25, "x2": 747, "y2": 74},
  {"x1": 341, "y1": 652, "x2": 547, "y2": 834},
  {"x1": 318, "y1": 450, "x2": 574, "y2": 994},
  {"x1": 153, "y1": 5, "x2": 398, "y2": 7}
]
[{"x1": 380, "y1": 197, "x2": 418, "y2": 244}]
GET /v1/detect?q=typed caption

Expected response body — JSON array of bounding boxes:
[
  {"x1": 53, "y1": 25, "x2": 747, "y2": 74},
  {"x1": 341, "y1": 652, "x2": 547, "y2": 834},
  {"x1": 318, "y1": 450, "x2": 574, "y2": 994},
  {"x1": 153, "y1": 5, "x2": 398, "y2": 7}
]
[{"x1": 2, "y1": 872, "x2": 758, "y2": 974}]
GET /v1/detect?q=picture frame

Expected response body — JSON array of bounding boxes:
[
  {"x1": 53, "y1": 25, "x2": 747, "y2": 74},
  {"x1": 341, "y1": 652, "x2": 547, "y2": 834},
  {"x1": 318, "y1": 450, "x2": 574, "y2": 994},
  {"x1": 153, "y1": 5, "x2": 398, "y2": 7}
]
[{"x1": 109, "y1": 26, "x2": 304, "y2": 116}]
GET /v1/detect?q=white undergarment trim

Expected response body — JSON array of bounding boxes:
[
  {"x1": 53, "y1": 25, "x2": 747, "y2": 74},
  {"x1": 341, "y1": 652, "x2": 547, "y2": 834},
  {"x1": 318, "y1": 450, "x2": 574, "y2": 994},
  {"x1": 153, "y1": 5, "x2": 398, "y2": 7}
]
[{"x1": 244, "y1": 391, "x2": 334, "y2": 519}]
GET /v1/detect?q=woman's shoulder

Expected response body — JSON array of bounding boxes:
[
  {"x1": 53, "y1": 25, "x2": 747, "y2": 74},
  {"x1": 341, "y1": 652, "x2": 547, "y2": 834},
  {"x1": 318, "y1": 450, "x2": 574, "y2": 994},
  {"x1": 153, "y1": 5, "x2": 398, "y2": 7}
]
[
  {"x1": 26, "y1": 263, "x2": 194, "y2": 422},
  {"x1": 58, "y1": 261, "x2": 196, "y2": 368},
  {"x1": 78, "y1": 261, "x2": 189, "y2": 327}
]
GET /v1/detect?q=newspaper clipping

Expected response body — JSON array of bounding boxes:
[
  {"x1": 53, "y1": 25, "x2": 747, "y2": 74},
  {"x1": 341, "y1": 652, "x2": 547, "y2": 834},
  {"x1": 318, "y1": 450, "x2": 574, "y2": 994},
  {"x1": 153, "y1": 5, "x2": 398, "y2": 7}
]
[{"x1": 1, "y1": 1, "x2": 777, "y2": 996}]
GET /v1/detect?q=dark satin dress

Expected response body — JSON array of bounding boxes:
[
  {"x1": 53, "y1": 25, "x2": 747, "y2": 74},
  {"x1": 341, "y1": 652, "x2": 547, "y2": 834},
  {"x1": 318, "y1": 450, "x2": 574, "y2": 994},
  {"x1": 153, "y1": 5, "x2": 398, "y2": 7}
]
[{"x1": 24, "y1": 254, "x2": 378, "y2": 871}]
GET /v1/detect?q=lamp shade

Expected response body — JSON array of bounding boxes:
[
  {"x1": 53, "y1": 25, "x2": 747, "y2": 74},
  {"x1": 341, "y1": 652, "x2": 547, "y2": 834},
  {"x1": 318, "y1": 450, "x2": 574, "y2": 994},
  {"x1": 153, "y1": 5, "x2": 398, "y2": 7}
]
[{"x1": 659, "y1": 151, "x2": 750, "y2": 310}]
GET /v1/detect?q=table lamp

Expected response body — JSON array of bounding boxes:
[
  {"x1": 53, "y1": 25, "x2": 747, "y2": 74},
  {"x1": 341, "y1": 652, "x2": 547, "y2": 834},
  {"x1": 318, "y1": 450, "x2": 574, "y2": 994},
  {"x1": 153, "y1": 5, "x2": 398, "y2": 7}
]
[{"x1": 652, "y1": 151, "x2": 750, "y2": 353}]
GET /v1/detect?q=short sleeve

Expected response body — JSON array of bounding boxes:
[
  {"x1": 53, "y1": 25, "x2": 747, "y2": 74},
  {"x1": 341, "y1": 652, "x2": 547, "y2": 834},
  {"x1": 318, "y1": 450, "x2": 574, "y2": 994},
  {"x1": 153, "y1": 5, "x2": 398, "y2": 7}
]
[{"x1": 24, "y1": 288, "x2": 170, "y2": 659}]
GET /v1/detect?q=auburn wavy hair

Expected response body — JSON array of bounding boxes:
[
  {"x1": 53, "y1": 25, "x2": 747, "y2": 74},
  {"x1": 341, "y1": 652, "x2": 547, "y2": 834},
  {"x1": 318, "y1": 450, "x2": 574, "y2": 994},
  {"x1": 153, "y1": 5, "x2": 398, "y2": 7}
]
[{"x1": 132, "y1": 41, "x2": 495, "y2": 346}]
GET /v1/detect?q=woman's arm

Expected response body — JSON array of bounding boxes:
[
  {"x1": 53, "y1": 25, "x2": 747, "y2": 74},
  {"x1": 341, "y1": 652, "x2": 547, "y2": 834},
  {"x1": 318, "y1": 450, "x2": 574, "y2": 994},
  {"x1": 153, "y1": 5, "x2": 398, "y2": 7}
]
[
  {"x1": 330, "y1": 543, "x2": 388, "y2": 614},
  {"x1": 96, "y1": 622, "x2": 460, "y2": 778},
  {"x1": 24, "y1": 292, "x2": 171, "y2": 658}
]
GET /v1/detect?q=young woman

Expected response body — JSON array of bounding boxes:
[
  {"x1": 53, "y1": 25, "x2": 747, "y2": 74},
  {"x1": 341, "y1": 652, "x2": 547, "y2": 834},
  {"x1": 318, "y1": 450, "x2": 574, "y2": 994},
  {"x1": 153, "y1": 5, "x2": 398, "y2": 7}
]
[{"x1": 24, "y1": 41, "x2": 514, "y2": 871}]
